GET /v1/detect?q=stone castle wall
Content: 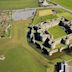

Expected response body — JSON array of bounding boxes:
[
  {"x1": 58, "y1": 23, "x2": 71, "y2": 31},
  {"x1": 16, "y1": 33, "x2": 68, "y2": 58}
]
[{"x1": 39, "y1": 18, "x2": 61, "y2": 30}]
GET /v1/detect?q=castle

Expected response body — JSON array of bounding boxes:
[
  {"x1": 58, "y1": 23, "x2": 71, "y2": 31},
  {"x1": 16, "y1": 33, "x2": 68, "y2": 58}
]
[{"x1": 27, "y1": 17, "x2": 72, "y2": 56}]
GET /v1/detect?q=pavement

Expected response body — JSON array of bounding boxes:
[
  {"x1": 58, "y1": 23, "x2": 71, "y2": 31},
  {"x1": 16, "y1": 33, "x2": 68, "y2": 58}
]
[{"x1": 12, "y1": 9, "x2": 36, "y2": 20}]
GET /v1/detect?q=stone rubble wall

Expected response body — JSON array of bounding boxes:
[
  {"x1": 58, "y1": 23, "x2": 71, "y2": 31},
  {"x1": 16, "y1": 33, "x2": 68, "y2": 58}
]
[
  {"x1": 31, "y1": 36, "x2": 72, "y2": 56},
  {"x1": 68, "y1": 34, "x2": 72, "y2": 40},
  {"x1": 49, "y1": 49, "x2": 58, "y2": 56},
  {"x1": 59, "y1": 46, "x2": 67, "y2": 52},
  {"x1": 50, "y1": 34, "x2": 72, "y2": 48},
  {"x1": 39, "y1": 18, "x2": 61, "y2": 30},
  {"x1": 69, "y1": 44, "x2": 72, "y2": 48},
  {"x1": 53, "y1": 38, "x2": 62, "y2": 45}
]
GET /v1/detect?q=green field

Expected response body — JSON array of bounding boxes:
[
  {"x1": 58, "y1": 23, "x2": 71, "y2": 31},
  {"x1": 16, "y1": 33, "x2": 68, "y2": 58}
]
[
  {"x1": 0, "y1": 0, "x2": 72, "y2": 72},
  {"x1": 55, "y1": 43, "x2": 65, "y2": 49},
  {"x1": 32, "y1": 8, "x2": 72, "y2": 25},
  {"x1": 32, "y1": 9, "x2": 57, "y2": 25},
  {"x1": 0, "y1": 0, "x2": 38, "y2": 9},
  {"x1": 33, "y1": 15, "x2": 57, "y2": 25},
  {"x1": 0, "y1": 18, "x2": 72, "y2": 72},
  {"x1": 0, "y1": 20, "x2": 48, "y2": 72},
  {"x1": 68, "y1": 60, "x2": 72, "y2": 66},
  {"x1": 52, "y1": 0, "x2": 72, "y2": 10},
  {"x1": 48, "y1": 25, "x2": 67, "y2": 39}
]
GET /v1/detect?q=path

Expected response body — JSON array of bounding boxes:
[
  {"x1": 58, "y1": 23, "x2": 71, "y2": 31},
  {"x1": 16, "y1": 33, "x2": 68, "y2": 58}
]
[{"x1": 58, "y1": 4, "x2": 72, "y2": 13}]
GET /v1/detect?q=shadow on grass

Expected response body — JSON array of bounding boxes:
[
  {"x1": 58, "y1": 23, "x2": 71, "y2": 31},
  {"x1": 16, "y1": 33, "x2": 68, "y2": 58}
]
[{"x1": 64, "y1": 48, "x2": 72, "y2": 55}]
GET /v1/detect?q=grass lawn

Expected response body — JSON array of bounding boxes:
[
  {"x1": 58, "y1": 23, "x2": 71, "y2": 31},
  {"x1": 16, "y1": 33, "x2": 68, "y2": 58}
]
[
  {"x1": 0, "y1": 45, "x2": 46, "y2": 72},
  {"x1": 0, "y1": 0, "x2": 38, "y2": 9},
  {"x1": 52, "y1": 0, "x2": 72, "y2": 10},
  {"x1": 0, "y1": 20, "x2": 72, "y2": 72},
  {"x1": 68, "y1": 60, "x2": 72, "y2": 66},
  {"x1": 55, "y1": 43, "x2": 65, "y2": 49},
  {"x1": 57, "y1": 12, "x2": 72, "y2": 20},
  {"x1": 32, "y1": 9, "x2": 57, "y2": 25},
  {"x1": 0, "y1": 20, "x2": 48, "y2": 72},
  {"x1": 48, "y1": 25, "x2": 67, "y2": 39},
  {"x1": 33, "y1": 15, "x2": 57, "y2": 25},
  {"x1": 69, "y1": 39, "x2": 72, "y2": 44},
  {"x1": 54, "y1": 8, "x2": 66, "y2": 13},
  {"x1": 32, "y1": 8, "x2": 72, "y2": 25},
  {"x1": 0, "y1": 5, "x2": 72, "y2": 72},
  {"x1": 39, "y1": 9, "x2": 53, "y2": 16}
]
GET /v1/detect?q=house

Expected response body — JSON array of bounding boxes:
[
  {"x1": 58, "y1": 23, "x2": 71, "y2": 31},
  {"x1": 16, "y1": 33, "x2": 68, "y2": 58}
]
[{"x1": 55, "y1": 61, "x2": 72, "y2": 72}]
